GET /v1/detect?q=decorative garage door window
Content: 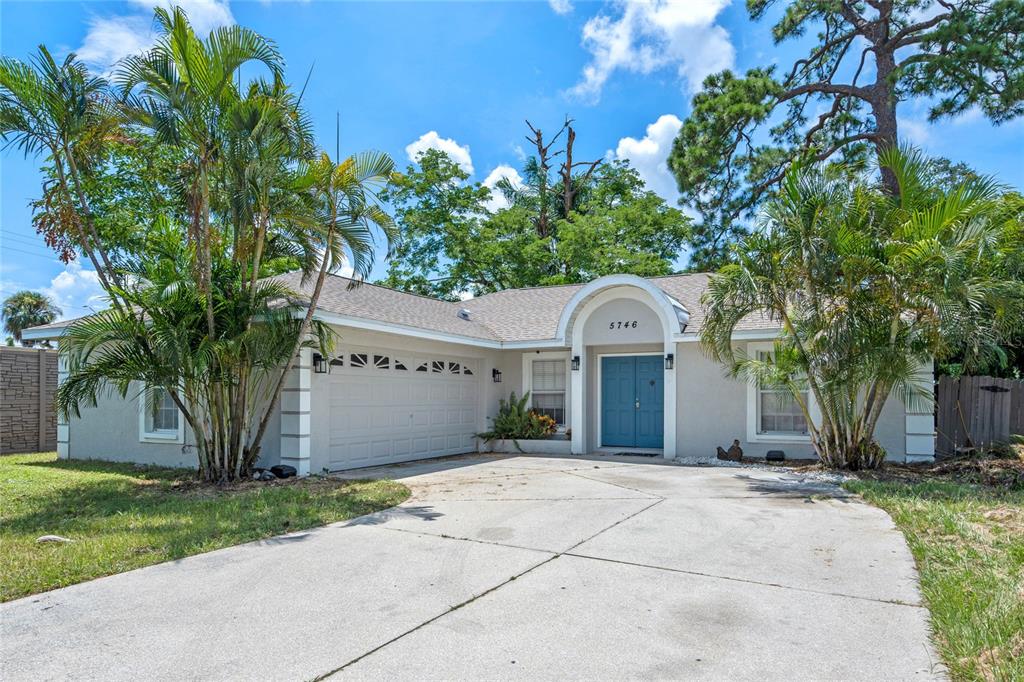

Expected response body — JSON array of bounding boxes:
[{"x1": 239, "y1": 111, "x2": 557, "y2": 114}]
[{"x1": 328, "y1": 348, "x2": 476, "y2": 377}]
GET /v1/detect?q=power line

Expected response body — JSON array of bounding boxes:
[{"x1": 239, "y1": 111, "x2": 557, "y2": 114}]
[
  {"x1": 0, "y1": 245, "x2": 60, "y2": 260},
  {"x1": 2, "y1": 233, "x2": 50, "y2": 249}
]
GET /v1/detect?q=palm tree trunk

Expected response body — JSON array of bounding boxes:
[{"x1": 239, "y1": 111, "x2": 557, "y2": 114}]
[{"x1": 247, "y1": 210, "x2": 338, "y2": 464}]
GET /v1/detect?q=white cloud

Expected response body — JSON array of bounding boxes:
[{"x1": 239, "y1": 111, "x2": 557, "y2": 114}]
[
  {"x1": 568, "y1": 0, "x2": 734, "y2": 103},
  {"x1": 332, "y1": 252, "x2": 355, "y2": 279},
  {"x1": 613, "y1": 114, "x2": 683, "y2": 204},
  {"x1": 482, "y1": 164, "x2": 525, "y2": 212},
  {"x1": 548, "y1": 0, "x2": 574, "y2": 15},
  {"x1": 41, "y1": 261, "x2": 106, "y2": 321},
  {"x1": 898, "y1": 117, "x2": 932, "y2": 146},
  {"x1": 405, "y1": 131, "x2": 474, "y2": 175},
  {"x1": 78, "y1": 0, "x2": 234, "y2": 70}
]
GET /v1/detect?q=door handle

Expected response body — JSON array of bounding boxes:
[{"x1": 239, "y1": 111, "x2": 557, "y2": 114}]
[{"x1": 635, "y1": 399, "x2": 640, "y2": 409}]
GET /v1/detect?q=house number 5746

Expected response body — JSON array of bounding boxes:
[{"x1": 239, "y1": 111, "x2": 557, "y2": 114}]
[{"x1": 609, "y1": 321, "x2": 639, "y2": 329}]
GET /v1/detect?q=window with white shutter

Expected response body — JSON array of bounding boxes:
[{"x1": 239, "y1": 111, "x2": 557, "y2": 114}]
[{"x1": 531, "y1": 359, "x2": 566, "y2": 425}]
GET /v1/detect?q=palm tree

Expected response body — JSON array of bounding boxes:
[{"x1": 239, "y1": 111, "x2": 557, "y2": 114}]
[
  {"x1": 2, "y1": 291, "x2": 61, "y2": 345},
  {"x1": 700, "y1": 147, "x2": 1024, "y2": 469},
  {"x1": 8, "y1": 6, "x2": 399, "y2": 482},
  {"x1": 0, "y1": 47, "x2": 122, "y2": 297},
  {"x1": 249, "y1": 151, "x2": 397, "y2": 464},
  {"x1": 116, "y1": 5, "x2": 285, "y2": 339}
]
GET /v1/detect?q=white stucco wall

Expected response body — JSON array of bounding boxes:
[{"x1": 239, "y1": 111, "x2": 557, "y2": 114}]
[
  {"x1": 67, "y1": 389, "x2": 199, "y2": 469},
  {"x1": 60, "y1": 308, "x2": 926, "y2": 468},
  {"x1": 66, "y1": 388, "x2": 284, "y2": 470},
  {"x1": 673, "y1": 342, "x2": 910, "y2": 462}
]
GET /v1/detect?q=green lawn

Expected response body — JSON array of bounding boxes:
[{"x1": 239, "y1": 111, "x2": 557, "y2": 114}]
[
  {"x1": 0, "y1": 452, "x2": 409, "y2": 602},
  {"x1": 844, "y1": 478, "x2": 1024, "y2": 682}
]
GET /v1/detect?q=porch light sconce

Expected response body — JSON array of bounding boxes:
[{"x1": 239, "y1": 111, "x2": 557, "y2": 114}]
[
  {"x1": 492, "y1": 368, "x2": 502, "y2": 383},
  {"x1": 312, "y1": 353, "x2": 328, "y2": 374},
  {"x1": 664, "y1": 353, "x2": 674, "y2": 370},
  {"x1": 571, "y1": 355, "x2": 581, "y2": 371}
]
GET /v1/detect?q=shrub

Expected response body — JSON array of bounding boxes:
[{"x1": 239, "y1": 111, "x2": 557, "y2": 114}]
[{"x1": 478, "y1": 391, "x2": 557, "y2": 444}]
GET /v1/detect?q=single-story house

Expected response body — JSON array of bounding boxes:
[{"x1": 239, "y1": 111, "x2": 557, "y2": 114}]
[{"x1": 22, "y1": 272, "x2": 935, "y2": 473}]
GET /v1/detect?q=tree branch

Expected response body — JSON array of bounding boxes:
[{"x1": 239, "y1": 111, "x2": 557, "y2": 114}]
[
  {"x1": 779, "y1": 81, "x2": 871, "y2": 103},
  {"x1": 888, "y1": 12, "x2": 951, "y2": 49}
]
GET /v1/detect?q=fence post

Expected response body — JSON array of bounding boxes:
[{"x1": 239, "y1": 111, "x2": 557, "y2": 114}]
[{"x1": 37, "y1": 349, "x2": 46, "y2": 451}]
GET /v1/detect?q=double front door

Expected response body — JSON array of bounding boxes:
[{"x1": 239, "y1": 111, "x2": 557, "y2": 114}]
[{"x1": 600, "y1": 355, "x2": 664, "y2": 449}]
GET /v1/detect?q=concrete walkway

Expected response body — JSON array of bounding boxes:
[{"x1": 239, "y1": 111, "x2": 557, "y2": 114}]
[{"x1": 1, "y1": 454, "x2": 943, "y2": 680}]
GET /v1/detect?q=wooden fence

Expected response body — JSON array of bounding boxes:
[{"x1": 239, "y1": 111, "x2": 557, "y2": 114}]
[{"x1": 936, "y1": 375, "x2": 1024, "y2": 456}]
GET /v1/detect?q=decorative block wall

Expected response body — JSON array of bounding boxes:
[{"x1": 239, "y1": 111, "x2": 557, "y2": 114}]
[{"x1": 0, "y1": 347, "x2": 58, "y2": 454}]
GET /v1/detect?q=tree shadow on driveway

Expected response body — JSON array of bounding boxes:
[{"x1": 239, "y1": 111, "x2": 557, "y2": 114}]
[
  {"x1": 732, "y1": 472, "x2": 854, "y2": 503},
  {"x1": 342, "y1": 504, "x2": 444, "y2": 526}
]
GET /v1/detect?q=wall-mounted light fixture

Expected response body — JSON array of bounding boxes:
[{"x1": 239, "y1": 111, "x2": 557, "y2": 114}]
[
  {"x1": 571, "y1": 355, "x2": 580, "y2": 371},
  {"x1": 312, "y1": 353, "x2": 328, "y2": 374},
  {"x1": 492, "y1": 368, "x2": 502, "y2": 383},
  {"x1": 664, "y1": 353, "x2": 674, "y2": 370}
]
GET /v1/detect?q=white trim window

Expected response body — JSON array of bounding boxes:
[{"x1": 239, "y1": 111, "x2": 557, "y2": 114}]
[
  {"x1": 530, "y1": 359, "x2": 567, "y2": 425},
  {"x1": 139, "y1": 385, "x2": 184, "y2": 443},
  {"x1": 746, "y1": 342, "x2": 812, "y2": 443}
]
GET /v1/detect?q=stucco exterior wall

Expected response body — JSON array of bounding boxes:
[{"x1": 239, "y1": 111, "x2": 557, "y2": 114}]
[
  {"x1": 65, "y1": 382, "x2": 281, "y2": 470},
  {"x1": 58, "y1": 320, "x2": 923, "y2": 468},
  {"x1": 673, "y1": 342, "x2": 910, "y2": 462},
  {"x1": 67, "y1": 388, "x2": 198, "y2": 468}
]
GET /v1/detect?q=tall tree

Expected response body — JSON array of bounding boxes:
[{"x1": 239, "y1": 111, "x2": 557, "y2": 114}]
[
  {"x1": 669, "y1": 0, "x2": 1024, "y2": 269},
  {"x1": 2, "y1": 9, "x2": 397, "y2": 482},
  {"x1": 1, "y1": 291, "x2": 61, "y2": 345},
  {"x1": 381, "y1": 121, "x2": 690, "y2": 300}
]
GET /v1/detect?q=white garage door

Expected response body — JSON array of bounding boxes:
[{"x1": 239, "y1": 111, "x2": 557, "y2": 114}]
[{"x1": 325, "y1": 348, "x2": 480, "y2": 470}]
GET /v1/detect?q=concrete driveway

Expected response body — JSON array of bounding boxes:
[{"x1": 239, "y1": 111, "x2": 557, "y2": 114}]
[{"x1": 1, "y1": 454, "x2": 942, "y2": 680}]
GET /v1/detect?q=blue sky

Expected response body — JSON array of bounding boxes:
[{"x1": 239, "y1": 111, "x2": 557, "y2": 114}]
[{"x1": 2, "y1": 0, "x2": 1022, "y2": 321}]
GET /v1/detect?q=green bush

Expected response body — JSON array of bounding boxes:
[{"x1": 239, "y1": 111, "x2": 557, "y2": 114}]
[{"x1": 478, "y1": 391, "x2": 557, "y2": 444}]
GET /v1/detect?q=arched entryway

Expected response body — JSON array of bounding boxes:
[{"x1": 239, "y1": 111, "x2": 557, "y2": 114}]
[{"x1": 554, "y1": 275, "x2": 690, "y2": 458}]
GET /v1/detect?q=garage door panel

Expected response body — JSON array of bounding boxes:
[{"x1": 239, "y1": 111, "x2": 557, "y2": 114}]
[
  {"x1": 326, "y1": 349, "x2": 480, "y2": 470},
  {"x1": 371, "y1": 440, "x2": 392, "y2": 459}
]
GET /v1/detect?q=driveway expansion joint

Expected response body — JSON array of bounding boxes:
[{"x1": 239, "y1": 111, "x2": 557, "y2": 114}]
[
  {"x1": 317, "y1": 496, "x2": 666, "y2": 679},
  {"x1": 311, "y1": 555, "x2": 560, "y2": 681},
  {"x1": 562, "y1": 552, "x2": 926, "y2": 608}
]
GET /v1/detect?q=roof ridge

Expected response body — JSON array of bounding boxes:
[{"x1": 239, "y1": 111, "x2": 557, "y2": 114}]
[
  {"x1": 282, "y1": 270, "x2": 468, "y2": 307},
  {"x1": 469, "y1": 271, "x2": 714, "y2": 301}
]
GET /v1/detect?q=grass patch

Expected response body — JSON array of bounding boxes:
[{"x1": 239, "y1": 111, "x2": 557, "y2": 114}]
[
  {"x1": 0, "y1": 452, "x2": 409, "y2": 602},
  {"x1": 843, "y1": 478, "x2": 1024, "y2": 681}
]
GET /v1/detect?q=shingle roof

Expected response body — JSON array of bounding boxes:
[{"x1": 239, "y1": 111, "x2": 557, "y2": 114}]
[
  {"x1": 272, "y1": 271, "x2": 499, "y2": 340},
  {"x1": 25, "y1": 271, "x2": 779, "y2": 343},
  {"x1": 277, "y1": 271, "x2": 778, "y2": 343}
]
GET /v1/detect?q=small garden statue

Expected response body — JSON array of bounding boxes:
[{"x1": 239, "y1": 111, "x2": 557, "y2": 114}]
[{"x1": 716, "y1": 439, "x2": 743, "y2": 462}]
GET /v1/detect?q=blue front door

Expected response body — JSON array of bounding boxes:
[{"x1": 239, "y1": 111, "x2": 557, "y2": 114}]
[{"x1": 601, "y1": 356, "x2": 664, "y2": 449}]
